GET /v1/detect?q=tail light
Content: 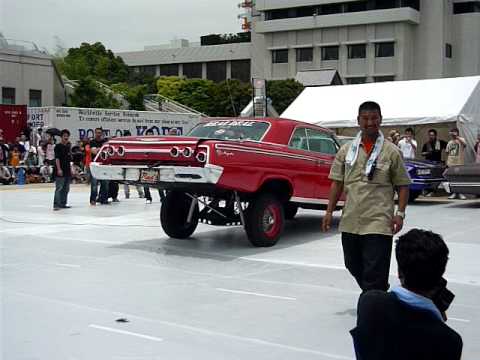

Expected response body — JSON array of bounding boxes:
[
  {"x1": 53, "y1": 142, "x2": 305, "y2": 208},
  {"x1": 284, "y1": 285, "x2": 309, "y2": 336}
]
[
  {"x1": 182, "y1": 147, "x2": 193, "y2": 157},
  {"x1": 117, "y1": 146, "x2": 125, "y2": 157},
  {"x1": 196, "y1": 151, "x2": 207, "y2": 163},
  {"x1": 170, "y1": 147, "x2": 180, "y2": 157},
  {"x1": 106, "y1": 146, "x2": 115, "y2": 156}
]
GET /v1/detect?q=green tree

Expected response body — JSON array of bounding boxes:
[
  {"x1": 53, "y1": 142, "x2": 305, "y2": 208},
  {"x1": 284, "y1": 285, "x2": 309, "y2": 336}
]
[
  {"x1": 125, "y1": 85, "x2": 147, "y2": 111},
  {"x1": 128, "y1": 72, "x2": 158, "y2": 93},
  {"x1": 62, "y1": 42, "x2": 128, "y2": 84},
  {"x1": 267, "y1": 79, "x2": 304, "y2": 114},
  {"x1": 69, "y1": 77, "x2": 120, "y2": 109},
  {"x1": 156, "y1": 76, "x2": 187, "y2": 99},
  {"x1": 211, "y1": 79, "x2": 252, "y2": 116},
  {"x1": 175, "y1": 79, "x2": 216, "y2": 115}
]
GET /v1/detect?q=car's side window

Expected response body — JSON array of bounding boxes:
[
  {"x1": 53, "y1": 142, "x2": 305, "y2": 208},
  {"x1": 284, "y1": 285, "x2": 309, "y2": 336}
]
[
  {"x1": 289, "y1": 128, "x2": 309, "y2": 151},
  {"x1": 306, "y1": 129, "x2": 337, "y2": 155}
]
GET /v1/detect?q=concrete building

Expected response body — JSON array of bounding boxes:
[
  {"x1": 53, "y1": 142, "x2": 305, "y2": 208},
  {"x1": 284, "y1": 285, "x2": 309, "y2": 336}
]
[
  {"x1": 118, "y1": 0, "x2": 479, "y2": 85},
  {"x1": 0, "y1": 35, "x2": 65, "y2": 106},
  {"x1": 118, "y1": 40, "x2": 252, "y2": 83},
  {"x1": 251, "y1": 0, "x2": 480, "y2": 83}
]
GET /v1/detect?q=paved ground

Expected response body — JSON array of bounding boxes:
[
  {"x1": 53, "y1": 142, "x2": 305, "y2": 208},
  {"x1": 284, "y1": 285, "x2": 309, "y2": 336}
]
[{"x1": 1, "y1": 184, "x2": 479, "y2": 360}]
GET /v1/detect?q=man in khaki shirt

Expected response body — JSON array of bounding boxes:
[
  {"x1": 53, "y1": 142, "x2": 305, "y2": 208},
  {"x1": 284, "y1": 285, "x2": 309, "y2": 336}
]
[{"x1": 322, "y1": 101, "x2": 411, "y2": 292}]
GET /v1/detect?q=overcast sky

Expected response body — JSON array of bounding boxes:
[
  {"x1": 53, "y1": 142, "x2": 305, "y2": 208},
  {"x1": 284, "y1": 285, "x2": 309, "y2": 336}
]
[{"x1": 1, "y1": 0, "x2": 242, "y2": 53}]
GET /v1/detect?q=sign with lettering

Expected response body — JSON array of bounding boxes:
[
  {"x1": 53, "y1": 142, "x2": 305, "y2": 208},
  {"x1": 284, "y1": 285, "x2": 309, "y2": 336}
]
[{"x1": 27, "y1": 107, "x2": 202, "y2": 142}]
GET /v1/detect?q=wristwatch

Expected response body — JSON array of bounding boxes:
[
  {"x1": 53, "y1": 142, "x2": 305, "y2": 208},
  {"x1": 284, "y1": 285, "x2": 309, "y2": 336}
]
[{"x1": 395, "y1": 210, "x2": 406, "y2": 219}]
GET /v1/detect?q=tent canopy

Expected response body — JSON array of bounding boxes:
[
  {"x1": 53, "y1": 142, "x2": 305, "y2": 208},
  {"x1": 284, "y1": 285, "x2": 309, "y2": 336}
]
[
  {"x1": 282, "y1": 75, "x2": 480, "y2": 162},
  {"x1": 282, "y1": 75, "x2": 480, "y2": 128}
]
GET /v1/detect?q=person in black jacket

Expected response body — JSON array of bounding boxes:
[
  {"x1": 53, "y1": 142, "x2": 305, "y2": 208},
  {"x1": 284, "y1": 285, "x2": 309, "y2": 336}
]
[{"x1": 351, "y1": 229, "x2": 462, "y2": 360}]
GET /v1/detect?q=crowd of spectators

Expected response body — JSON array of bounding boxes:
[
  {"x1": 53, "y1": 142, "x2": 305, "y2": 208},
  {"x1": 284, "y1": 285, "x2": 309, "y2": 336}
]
[{"x1": 0, "y1": 125, "x2": 89, "y2": 186}]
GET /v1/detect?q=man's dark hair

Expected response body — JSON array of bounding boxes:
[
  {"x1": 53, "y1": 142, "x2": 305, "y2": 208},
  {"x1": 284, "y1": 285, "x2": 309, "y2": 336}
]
[
  {"x1": 123, "y1": 130, "x2": 132, "y2": 136},
  {"x1": 358, "y1": 101, "x2": 382, "y2": 116},
  {"x1": 405, "y1": 127, "x2": 414, "y2": 134},
  {"x1": 60, "y1": 129, "x2": 70, "y2": 136},
  {"x1": 450, "y1": 128, "x2": 459, "y2": 134},
  {"x1": 428, "y1": 129, "x2": 437, "y2": 135},
  {"x1": 145, "y1": 129, "x2": 154, "y2": 135},
  {"x1": 95, "y1": 127, "x2": 103, "y2": 132},
  {"x1": 396, "y1": 229, "x2": 449, "y2": 292}
]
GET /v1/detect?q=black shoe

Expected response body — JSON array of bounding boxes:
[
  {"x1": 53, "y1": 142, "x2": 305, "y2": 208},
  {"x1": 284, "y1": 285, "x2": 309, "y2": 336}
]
[{"x1": 61, "y1": 205, "x2": 72, "y2": 209}]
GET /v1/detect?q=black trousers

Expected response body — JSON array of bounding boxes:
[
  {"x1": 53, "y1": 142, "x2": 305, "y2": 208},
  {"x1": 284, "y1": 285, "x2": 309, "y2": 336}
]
[{"x1": 342, "y1": 232, "x2": 393, "y2": 292}]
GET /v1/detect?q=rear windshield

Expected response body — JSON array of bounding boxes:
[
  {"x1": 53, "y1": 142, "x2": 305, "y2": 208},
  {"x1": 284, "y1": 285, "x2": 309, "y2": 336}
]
[{"x1": 188, "y1": 120, "x2": 269, "y2": 141}]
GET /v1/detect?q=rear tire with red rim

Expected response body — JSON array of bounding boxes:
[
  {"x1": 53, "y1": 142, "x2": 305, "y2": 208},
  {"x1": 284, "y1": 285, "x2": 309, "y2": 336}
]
[{"x1": 245, "y1": 193, "x2": 285, "y2": 247}]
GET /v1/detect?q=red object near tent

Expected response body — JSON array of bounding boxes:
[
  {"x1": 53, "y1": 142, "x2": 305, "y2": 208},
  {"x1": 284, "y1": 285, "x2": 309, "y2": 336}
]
[{"x1": 0, "y1": 105, "x2": 27, "y2": 142}]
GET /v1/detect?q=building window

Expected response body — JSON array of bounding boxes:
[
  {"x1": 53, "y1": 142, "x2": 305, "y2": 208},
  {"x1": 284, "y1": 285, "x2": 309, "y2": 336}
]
[
  {"x1": 265, "y1": 8, "x2": 291, "y2": 20},
  {"x1": 272, "y1": 49, "x2": 289, "y2": 64},
  {"x1": 296, "y1": 48, "x2": 313, "y2": 62},
  {"x1": 206, "y1": 61, "x2": 227, "y2": 82},
  {"x1": 320, "y1": 3, "x2": 343, "y2": 15},
  {"x1": 374, "y1": 76, "x2": 395, "y2": 82},
  {"x1": 375, "y1": 0, "x2": 397, "y2": 9},
  {"x1": 321, "y1": 46, "x2": 339, "y2": 61},
  {"x1": 140, "y1": 65, "x2": 157, "y2": 76},
  {"x1": 296, "y1": 6, "x2": 316, "y2": 17},
  {"x1": 401, "y1": 0, "x2": 420, "y2": 10},
  {"x1": 348, "y1": 44, "x2": 366, "y2": 59},
  {"x1": 183, "y1": 63, "x2": 203, "y2": 79},
  {"x1": 29, "y1": 90, "x2": 42, "y2": 107},
  {"x1": 231, "y1": 60, "x2": 251, "y2": 83},
  {"x1": 346, "y1": 1, "x2": 368, "y2": 12},
  {"x1": 2, "y1": 87, "x2": 15, "y2": 104},
  {"x1": 160, "y1": 64, "x2": 179, "y2": 76},
  {"x1": 445, "y1": 43, "x2": 453, "y2": 58},
  {"x1": 263, "y1": 1, "x2": 420, "y2": 21},
  {"x1": 346, "y1": 77, "x2": 367, "y2": 84},
  {"x1": 453, "y1": 1, "x2": 480, "y2": 14},
  {"x1": 375, "y1": 42, "x2": 395, "y2": 57}
]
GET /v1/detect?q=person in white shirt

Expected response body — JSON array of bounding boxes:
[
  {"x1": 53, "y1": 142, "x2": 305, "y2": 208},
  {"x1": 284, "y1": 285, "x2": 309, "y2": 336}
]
[
  {"x1": 37, "y1": 140, "x2": 46, "y2": 166},
  {"x1": 398, "y1": 127, "x2": 417, "y2": 159}
]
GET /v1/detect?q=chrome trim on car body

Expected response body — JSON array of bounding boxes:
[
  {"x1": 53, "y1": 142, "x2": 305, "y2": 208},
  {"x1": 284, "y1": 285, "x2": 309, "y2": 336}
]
[
  {"x1": 449, "y1": 182, "x2": 480, "y2": 187},
  {"x1": 411, "y1": 178, "x2": 445, "y2": 184},
  {"x1": 290, "y1": 196, "x2": 345, "y2": 206},
  {"x1": 108, "y1": 140, "x2": 198, "y2": 145},
  {"x1": 89, "y1": 162, "x2": 224, "y2": 184},
  {"x1": 215, "y1": 143, "x2": 319, "y2": 163},
  {"x1": 123, "y1": 148, "x2": 171, "y2": 154}
]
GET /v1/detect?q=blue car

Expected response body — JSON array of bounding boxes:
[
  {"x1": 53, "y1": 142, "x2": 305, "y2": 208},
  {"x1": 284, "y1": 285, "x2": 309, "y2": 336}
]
[
  {"x1": 404, "y1": 159, "x2": 446, "y2": 201},
  {"x1": 336, "y1": 136, "x2": 446, "y2": 202}
]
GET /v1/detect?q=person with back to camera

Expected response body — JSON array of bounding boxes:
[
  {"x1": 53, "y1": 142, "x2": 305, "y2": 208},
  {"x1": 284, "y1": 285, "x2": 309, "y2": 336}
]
[
  {"x1": 89, "y1": 127, "x2": 110, "y2": 205},
  {"x1": 351, "y1": 229, "x2": 462, "y2": 360},
  {"x1": 322, "y1": 101, "x2": 411, "y2": 293}
]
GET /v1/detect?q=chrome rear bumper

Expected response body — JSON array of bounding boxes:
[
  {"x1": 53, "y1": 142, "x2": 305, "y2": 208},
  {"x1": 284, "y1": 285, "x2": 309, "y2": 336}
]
[{"x1": 89, "y1": 162, "x2": 224, "y2": 184}]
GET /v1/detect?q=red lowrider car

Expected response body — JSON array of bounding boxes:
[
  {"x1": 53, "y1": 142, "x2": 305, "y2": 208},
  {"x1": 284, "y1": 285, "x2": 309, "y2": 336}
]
[{"x1": 90, "y1": 118, "x2": 342, "y2": 247}]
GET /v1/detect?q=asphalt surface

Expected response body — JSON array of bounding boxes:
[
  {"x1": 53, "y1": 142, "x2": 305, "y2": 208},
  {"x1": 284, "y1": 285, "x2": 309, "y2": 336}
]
[{"x1": 1, "y1": 184, "x2": 479, "y2": 360}]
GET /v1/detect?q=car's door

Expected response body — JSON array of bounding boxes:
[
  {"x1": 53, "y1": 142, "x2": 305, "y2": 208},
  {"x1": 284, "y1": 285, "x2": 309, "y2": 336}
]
[
  {"x1": 304, "y1": 128, "x2": 338, "y2": 200},
  {"x1": 287, "y1": 127, "x2": 319, "y2": 200}
]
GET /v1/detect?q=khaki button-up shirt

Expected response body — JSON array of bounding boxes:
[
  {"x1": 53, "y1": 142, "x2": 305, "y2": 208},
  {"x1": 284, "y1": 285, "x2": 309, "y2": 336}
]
[{"x1": 329, "y1": 140, "x2": 411, "y2": 236}]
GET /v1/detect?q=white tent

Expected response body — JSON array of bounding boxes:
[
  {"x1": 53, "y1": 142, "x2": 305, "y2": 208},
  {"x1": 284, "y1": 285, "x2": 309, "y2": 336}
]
[{"x1": 282, "y1": 76, "x2": 480, "y2": 162}]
